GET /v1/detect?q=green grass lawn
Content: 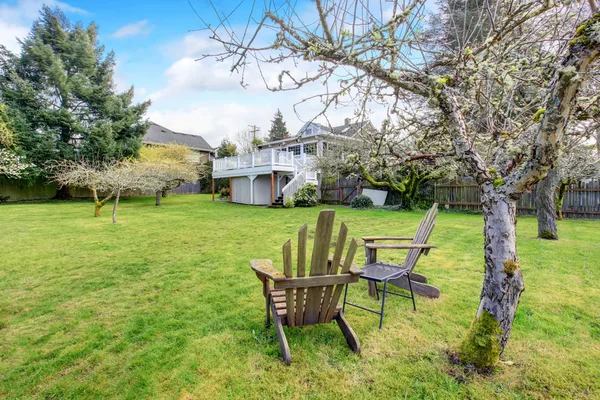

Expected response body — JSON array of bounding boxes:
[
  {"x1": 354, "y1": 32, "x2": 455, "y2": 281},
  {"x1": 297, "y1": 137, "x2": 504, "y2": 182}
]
[{"x1": 1, "y1": 195, "x2": 599, "y2": 399}]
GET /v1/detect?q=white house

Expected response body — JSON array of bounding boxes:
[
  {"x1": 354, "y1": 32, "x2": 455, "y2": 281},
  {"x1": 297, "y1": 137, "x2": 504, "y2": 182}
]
[{"x1": 211, "y1": 118, "x2": 376, "y2": 205}]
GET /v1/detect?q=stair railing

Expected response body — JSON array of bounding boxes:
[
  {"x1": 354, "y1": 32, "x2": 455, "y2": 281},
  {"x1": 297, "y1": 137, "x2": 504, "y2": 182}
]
[{"x1": 282, "y1": 170, "x2": 307, "y2": 202}]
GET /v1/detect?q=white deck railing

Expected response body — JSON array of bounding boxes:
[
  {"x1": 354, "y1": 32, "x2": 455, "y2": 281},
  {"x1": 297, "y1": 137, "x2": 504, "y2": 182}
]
[{"x1": 213, "y1": 149, "x2": 294, "y2": 172}]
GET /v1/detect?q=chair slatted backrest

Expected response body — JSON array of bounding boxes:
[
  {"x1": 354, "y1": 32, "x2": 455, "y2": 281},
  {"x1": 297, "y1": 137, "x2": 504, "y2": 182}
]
[
  {"x1": 403, "y1": 203, "x2": 438, "y2": 272},
  {"x1": 282, "y1": 210, "x2": 357, "y2": 327}
]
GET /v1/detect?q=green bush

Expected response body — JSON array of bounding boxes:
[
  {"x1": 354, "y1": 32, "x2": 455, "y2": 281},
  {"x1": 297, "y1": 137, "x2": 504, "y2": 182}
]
[
  {"x1": 283, "y1": 197, "x2": 295, "y2": 208},
  {"x1": 293, "y1": 183, "x2": 318, "y2": 207},
  {"x1": 219, "y1": 187, "x2": 230, "y2": 199},
  {"x1": 351, "y1": 194, "x2": 374, "y2": 209}
]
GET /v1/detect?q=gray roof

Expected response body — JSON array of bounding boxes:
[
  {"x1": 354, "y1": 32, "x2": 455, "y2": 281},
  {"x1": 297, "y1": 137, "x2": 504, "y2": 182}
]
[
  {"x1": 332, "y1": 120, "x2": 376, "y2": 137},
  {"x1": 143, "y1": 122, "x2": 214, "y2": 152}
]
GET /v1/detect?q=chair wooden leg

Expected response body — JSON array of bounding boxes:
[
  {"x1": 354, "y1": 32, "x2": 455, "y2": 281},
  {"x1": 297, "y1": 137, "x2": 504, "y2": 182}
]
[
  {"x1": 334, "y1": 310, "x2": 360, "y2": 354},
  {"x1": 265, "y1": 293, "x2": 271, "y2": 327},
  {"x1": 270, "y1": 301, "x2": 291, "y2": 365}
]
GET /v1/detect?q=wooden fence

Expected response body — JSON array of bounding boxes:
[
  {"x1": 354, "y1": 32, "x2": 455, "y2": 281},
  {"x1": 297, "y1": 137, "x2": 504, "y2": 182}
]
[
  {"x1": 0, "y1": 179, "x2": 202, "y2": 202},
  {"x1": 434, "y1": 179, "x2": 600, "y2": 219},
  {"x1": 320, "y1": 177, "x2": 362, "y2": 204}
]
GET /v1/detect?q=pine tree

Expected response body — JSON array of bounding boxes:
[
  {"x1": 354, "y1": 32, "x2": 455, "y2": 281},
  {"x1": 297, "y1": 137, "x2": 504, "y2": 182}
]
[
  {"x1": 267, "y1": 109, "x2": 289, "y2": 141},
  {"x1": 0, "y1": 6, "x2": 150, "y2": 195}
]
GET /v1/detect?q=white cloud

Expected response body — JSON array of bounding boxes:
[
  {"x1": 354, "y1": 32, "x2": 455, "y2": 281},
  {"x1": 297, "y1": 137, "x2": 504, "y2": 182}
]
[
  {"x1": 110, "y1": 20, "x2": 153, "y2": 39},
  {"x1": 147, "y1": 101, "x2": 275, "y2": 147},
  {"x1": 146, "y1": 30, "x2": 389, "y2": 148},
  {"x1": 0, "y1": 0, "x2": 87, "y2": 53}
]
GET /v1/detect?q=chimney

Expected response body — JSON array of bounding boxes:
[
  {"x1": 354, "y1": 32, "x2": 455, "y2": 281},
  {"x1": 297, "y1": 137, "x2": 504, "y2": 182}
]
[{"x1": 344, "y1": 118, "x2": 351, "y2": 126}]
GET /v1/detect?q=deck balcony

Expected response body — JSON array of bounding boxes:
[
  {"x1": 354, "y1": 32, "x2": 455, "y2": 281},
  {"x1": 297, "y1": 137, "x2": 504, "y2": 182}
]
[{"x1": 212, "y1": 149, "x2": 318, "y2": 179}]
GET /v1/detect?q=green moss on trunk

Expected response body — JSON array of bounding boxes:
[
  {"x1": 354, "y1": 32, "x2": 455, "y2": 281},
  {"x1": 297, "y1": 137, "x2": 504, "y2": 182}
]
[
  {"x1": 539, "y1": 230, "x2": 559, "y2": 240},
  {"x1": 502, "y1": 260, "x2": 520, "y2": 276},
  {"x1": 459, "y1": 310, "x2": 502, "y2": 368}
]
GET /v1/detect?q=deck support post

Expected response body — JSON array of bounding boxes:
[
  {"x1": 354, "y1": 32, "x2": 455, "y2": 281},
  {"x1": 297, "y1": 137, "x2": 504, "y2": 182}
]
[
  {"x1": 271, "y1": 172, "x2": 275, "y2": 204},
  {"x1": 229, "y1": 177, "x2": 232, "y2": 203},
  {"x1": 249, "y1": 175, "x2": 257, "y2": 205},
  {"x1": 211, "y1": 179, "x2": 215, "y2": 201}
]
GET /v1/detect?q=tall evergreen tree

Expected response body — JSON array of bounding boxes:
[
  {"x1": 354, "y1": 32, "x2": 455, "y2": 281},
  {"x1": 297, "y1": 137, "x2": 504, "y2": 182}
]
[
  {"x1": 0, "y1": 6, "x2": 150, "y2": 196},
  {"x1": 267, "y1": 109, "x2": 289, "y2": 141}
]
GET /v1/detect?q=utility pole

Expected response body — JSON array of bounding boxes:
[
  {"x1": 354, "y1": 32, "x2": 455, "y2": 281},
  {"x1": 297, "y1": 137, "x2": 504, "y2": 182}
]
[{"x1": 248, "y1": 125, "x2": 260, "y2": 141}]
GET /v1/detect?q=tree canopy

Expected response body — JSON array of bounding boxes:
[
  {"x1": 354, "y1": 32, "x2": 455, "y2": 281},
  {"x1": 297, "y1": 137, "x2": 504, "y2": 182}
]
[
  {"x1": 0, "y1": 6, "x2": 150, "y2": 183},
  {"x1": 216, "y1": 137, "x2": 238, "y2": 158}
]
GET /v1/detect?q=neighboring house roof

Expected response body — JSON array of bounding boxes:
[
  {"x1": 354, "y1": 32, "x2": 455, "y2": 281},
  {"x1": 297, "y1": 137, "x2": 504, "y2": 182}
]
[
  {"x1": 332, "y1": 120, "x2": 376, "y2": 137},
  {"x1": 297, "y1": 119, "x2": 376, "y2": 138},
  {"x1": 143, "y1": 122, "x2": 214, "y2": 152}
]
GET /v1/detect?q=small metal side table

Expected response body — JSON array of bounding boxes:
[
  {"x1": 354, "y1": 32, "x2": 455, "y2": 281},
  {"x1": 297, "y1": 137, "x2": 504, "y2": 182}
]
[{"x1": 342, "y1": 262, "x2": 416, "y2": 329}]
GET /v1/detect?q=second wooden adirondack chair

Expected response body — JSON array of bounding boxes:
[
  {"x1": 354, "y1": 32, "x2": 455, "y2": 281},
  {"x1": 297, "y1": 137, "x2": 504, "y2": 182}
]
[
  {"x1": 343, "y1": 203, "x2": 439, "y2": 328},
  {"x1": 250, "y1": 209, "x2": 363, "y2": 365}
]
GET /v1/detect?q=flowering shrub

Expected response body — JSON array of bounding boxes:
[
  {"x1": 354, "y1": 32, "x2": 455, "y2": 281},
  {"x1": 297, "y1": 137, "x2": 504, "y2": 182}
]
[
  {"x1": 293, "y1": 183, "x2": 318, "y2": 207},
  {"x1": 0, "y1": 149, "x2": 33, "y2": 179}
]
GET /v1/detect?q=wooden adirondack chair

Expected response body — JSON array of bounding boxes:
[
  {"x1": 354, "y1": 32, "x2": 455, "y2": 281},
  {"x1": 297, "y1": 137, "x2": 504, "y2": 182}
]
[
  {"x1": 250, "y1": 209, "x2": 363, "y2": 365},
  {"x1": 363, "y1": 203, "x2": 440, "y2": 299}
]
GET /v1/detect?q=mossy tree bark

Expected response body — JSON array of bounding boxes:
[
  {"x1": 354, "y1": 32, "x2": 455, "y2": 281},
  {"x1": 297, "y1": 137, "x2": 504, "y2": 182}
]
[
  {"x1": 536, "y1": 167, "x2": 559, "y2": 240},
  {"x1": 359, "y1": 164, "x2": 430, "y2": 208},
  {"x1": 460, "y1": 184, "x2": 525, "y2": 368},
  {"x1": 92, "y1": 187, "x2": 113, "y2": 217}
]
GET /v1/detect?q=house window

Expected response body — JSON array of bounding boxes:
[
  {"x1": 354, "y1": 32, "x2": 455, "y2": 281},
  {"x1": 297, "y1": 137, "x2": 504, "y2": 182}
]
[
  {"x1": 324, "y1": 142, "x2": 338, "y2": 153},
  {"x1": 304, "y1": 142, "x2": 317, "y2": 155},
  {"x1": 288, "y1": 145, "x2": 301, "y2": 156}
]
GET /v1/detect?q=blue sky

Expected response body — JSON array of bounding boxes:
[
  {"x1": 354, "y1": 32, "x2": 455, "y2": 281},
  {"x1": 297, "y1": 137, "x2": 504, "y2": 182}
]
[{"x1": 0, "y1": 0, "x2": 390, "y2": 148}]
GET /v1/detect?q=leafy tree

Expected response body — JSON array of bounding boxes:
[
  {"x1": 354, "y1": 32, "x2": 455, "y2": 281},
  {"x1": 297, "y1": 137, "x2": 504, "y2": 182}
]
[
  {"x1": 267, "y1": 109, "x2": 289, "y2": 141},
  {"x1": 216, "y1": 137, "x2": 237, "y2": 158},
  {"x1": 137, "y1": 144, "x2": 201, "y2": 206},
  {"x1": 203, "y1": 0, "x2": 600, "y2": 367},
  {"x1": 0, "y1": 103, "x2": 33, "y2": 179},
  {"x1": 0, "y1": 6, "x2": 150, "y2": 197}
]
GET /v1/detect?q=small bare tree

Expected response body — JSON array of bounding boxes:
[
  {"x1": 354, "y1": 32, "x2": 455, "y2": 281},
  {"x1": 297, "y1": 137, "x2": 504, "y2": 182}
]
[
  {"x1": 53, "y1": 160, "x2": 115, "y2": 217},
  {"x1": 199, "y1": 0, "x2": 600, "y2": 367},
  {"x1": 235, "y1": 127, "x2": 263, "y2": 154},
  {"x1": 53, "y1": 160, "x2": 157, "y2": 222}
]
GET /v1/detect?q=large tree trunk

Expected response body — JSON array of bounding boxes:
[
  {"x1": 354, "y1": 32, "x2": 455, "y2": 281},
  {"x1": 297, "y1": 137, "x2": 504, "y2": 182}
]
[
  {"x1": 459, "y1": 185, "x2": 525, "y2": 368},
  {"x1": 155, "y1": 191, "x2": 161, "y2": 206},
  {"x1": 112, "y1": 189, "x2": 121, "y2": 223},
  {"x1": 535, "y1": 167, "x2": 559, "y2": 240}
]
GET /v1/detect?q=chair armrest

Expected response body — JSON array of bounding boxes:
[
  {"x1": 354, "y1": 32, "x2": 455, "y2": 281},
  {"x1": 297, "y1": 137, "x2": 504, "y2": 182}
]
[
  {"x1": 349, "y1": 265, "x2": 364, "y2": 276},
  {"x1": 364, "y1": 243, "x2": 436, "y2": 250},
  {"x1": 328, "y1": 256, "x2": 363, "y2": 275},
  {"x1": 250, "y1": 259, "x2": 286, "y2": 281},
  {"x1": 362, "y1": 236, "x2": 414, "y2": 242}
]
